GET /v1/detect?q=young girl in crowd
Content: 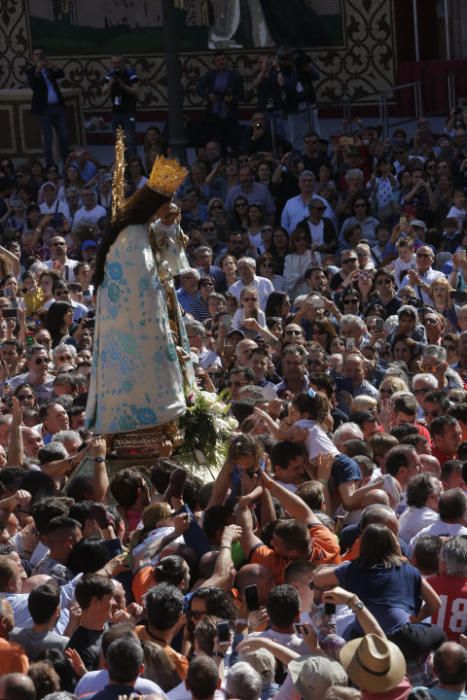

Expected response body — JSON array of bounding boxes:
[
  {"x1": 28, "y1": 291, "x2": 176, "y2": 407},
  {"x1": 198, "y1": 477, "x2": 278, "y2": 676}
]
[
  {"x1": 232, "y1": 287, "x2": 266, "y2": 336},
  {"x1": 254, "y1": 389, "x2": 338, "y2": 461},
  {"x1": 391, "y1": 237, "x2": 416, "y2": 287}
]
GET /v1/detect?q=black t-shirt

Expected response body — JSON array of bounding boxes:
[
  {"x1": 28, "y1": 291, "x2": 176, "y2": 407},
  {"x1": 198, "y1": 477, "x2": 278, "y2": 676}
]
[
  {"x1": 302, "y1": 154, "x2": 331, "y2": 178},
  {"x1": 105, "y1": 66, "x2": 138, "y2": 113},
  {"x1": 67, "y1": 626, "x2": 105, "y2": 670}
]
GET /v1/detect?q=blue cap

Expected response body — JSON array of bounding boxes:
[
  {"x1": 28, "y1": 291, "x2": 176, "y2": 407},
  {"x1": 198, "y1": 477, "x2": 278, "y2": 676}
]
[{"x1": 81, "y1": 240, "x2": 98, "y2": 251}]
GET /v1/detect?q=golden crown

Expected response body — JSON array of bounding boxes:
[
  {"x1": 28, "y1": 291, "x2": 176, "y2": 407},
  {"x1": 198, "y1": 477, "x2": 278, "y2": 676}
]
[{"x1": 148, "y1": 155, "x2": 188, "y2": 197}]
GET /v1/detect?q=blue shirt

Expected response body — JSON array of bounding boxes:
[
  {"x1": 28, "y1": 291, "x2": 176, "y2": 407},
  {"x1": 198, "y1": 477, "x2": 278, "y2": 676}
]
[
  {"x1": 414, "y1": 689, "x2": 467, "y2": 700},
  {"x1": 41, "y1": 69, "x2": 59, "y2": 104},
  {"x1": 331, "y1": 454, "x2": 361, "y2": 487},
  {"x1": 335, "y1": 560, "x2": 422, "y2": 636},
  {"x1": 176, "y1": 287, "x2": 198, "y2": 315}
]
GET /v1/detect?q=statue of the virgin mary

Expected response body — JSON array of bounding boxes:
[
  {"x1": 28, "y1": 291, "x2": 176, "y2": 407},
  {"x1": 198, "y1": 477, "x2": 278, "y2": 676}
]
[{"x1": 86, "y1": 153, "x2": 192, "y2": 455}]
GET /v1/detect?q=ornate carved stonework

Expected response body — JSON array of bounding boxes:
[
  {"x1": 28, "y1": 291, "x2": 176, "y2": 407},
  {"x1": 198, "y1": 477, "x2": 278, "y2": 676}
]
[{"x1": 0, "y1": 0, "x2": 395, "y2": 112}]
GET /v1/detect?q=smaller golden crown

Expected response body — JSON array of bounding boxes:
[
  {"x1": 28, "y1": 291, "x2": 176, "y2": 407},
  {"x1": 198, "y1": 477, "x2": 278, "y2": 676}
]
[{"x1": 148, "y1": 155, "x2": 188, "y2": 197}]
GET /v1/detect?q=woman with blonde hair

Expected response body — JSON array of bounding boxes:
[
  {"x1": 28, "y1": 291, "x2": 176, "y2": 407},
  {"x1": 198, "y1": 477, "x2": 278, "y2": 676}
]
[
  {"x1": 350, "y1": 395, "x2": 377, "y2": 413},
  {"x1": 428, "y1": 277, "x2": 458, "y2": 330},
  {"x1": 232, "y1": 286, "x2": 266, "y2": 335},
  {"x1": 378, "y1": 375, "x2": 409, "y2": 400},
  {"x1": 356, "y1": 242, "x2": 376, "y2": 270}
]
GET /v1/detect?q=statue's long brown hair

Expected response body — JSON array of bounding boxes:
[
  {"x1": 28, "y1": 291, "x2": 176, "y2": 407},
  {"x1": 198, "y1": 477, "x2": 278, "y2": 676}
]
[{"x1": 93, "y1": 185, "x2": 169, "y2": 288}]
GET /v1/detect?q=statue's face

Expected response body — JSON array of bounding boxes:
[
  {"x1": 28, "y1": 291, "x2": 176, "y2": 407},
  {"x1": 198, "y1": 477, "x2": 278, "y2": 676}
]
[
  {"x1": 156, "y1": 202, "x2": 172, "y2": 220},
  {"x1": 161, "y1": 212, "x2": 179, "y2": 226}
]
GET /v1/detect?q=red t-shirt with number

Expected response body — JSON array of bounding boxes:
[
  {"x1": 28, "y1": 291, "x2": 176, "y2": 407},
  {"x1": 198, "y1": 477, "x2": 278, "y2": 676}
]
[{"x1": 427, "y1": 574, "x2": 467, "y2": 641}]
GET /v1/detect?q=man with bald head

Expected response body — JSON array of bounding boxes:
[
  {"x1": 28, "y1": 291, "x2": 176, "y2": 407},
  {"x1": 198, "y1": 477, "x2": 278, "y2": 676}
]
[
  {"x1": 21, "y1": 426, "x2": 43, "y2": 461},
  {"x1": 400, "y1": 245, "x2": 443, "y2": 305},
  {"x1": 0, "y1": 673, "x2": 36, "y2": 700},
  {"x1": 362, "y1": 489, "x2": 390, "y2": 508},
  {"x1": 236, "y1": 563, "x2": 275, "y2": 610},
  {"x1": 417, "y1": 641, "x2": 467, "y2": 699},
  {"x1": 420, "y1": 454, "x2": 441, "y2": 477},
  {"x1": 235, "y1": 339, "x2": 258, "y2": 367}
]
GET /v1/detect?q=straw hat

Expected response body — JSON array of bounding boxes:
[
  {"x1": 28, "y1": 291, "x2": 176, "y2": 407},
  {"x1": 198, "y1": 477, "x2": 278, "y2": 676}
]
[{"x1": 339, "y1": 634, "x2": 406, "y2": 692}]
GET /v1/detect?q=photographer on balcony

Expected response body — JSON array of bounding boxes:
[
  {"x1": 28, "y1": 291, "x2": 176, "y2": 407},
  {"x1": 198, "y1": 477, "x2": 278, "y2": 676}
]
[
  {"x1": 196, "y1": 50, "x2": 244, "y2": 153},
  {"x1": 103, "y1": 54, "x2": 139, "y2": 156}
]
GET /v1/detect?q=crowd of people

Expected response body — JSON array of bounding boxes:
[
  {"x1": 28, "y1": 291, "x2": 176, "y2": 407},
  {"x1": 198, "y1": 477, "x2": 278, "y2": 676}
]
[{"x1": 0, "y1": 43, "x2": 467, "y2": 700}]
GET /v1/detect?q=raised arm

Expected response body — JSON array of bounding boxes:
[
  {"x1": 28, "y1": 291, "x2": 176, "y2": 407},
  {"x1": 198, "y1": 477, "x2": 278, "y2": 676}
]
[
  {"x1": 414, "y1": 577, "x2": 442, "y2": 621},
  {"x1": 323, "y1": 587, "x2": 386, "y2": 638},
  {"x1": 237, "y1": 503, "x2": 263, "y2": 557},
  {"x1": 6, "y1": 398, "x2": 24, "y2": 467},
  {"x1": 88, "y1": 437, "x2": 109, "y2": 502},
  {"x1": 202, "y1": 524, "x2": 242, "y2": 590},
  {"x1": 237, "y1": 637, "x2": 299, "y2": 666},
  {"x1": 260, "y1": 470, "x2": 320, "y2": 526},
  {"x1": 206, "y1": 458, "x2": 233, "y2": 508}
]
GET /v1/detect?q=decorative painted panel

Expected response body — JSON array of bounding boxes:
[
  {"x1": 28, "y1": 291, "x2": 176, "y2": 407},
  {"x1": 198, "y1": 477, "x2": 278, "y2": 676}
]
[{"x1": 0, "y1": 0, "x2": 395, "y2": 112}]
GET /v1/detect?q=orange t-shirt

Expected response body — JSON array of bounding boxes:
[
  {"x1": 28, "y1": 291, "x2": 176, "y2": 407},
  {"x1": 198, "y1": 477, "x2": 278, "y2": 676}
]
[
  {"x1": 250, "y1": 523, "x2": 341, "y2": 584},
  {"x1": 0, "y1": 638, "x2": 29, "y2": 675},
  {"x1": 342, "y1": 536, "x2": 361, "y2": 562},
  {"x1": 134, "y1": 625, "x2": 188, "y2": 680},
  {"x1": 132, "y1": 565, "x2": 155, "y2": 605}
]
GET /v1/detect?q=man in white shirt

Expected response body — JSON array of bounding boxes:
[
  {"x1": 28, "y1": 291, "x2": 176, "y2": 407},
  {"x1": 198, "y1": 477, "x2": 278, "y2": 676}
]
[
  {"x1": 398, "y1": 473, "x2": 441, "y2": 543},
  {"x1": 281, "y1": 171, "x2": 334, "y2": 234},
  {"x1": 247, "y1": 584, "x2": 308, "y2": 653},
  {"x1": 400, "y1": 245, "x2": 443, "y2": 305},
  {"x1": 0, "y1": 552, "x2": 72, "y2": 633},
  {"x1": 72, "y1": 186, "x2": 107, "y2": 229},
  {"x1": 44, "y1": 236, "x2": 79, "y2": 283},
  {"x1": 229, "y1": 257, "x2": 274, "y2": 311},
  {"x1": 39, "y1": 181, "x2": 70, "y2": 220},
  {"x1": 409, "y1": 488, "x2": 467, "y2": 551}
]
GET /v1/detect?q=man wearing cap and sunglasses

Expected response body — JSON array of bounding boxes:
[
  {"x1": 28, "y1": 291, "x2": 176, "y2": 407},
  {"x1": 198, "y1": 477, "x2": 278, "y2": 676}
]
[
  {"x1": 400, "y1": 245, "x2": 443, "y2": 306},
  {"x1": 39, "y1": 181, "x2": 70, "y2": 220}
]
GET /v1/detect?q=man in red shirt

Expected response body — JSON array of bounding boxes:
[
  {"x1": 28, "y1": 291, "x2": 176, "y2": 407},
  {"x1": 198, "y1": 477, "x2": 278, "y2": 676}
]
[
  {"x1": 430, "y1": 416, "x2": 463, "y2": 467},
  {"x1": 428, "y1": 537, "x2": 467, "y2": 642}
]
